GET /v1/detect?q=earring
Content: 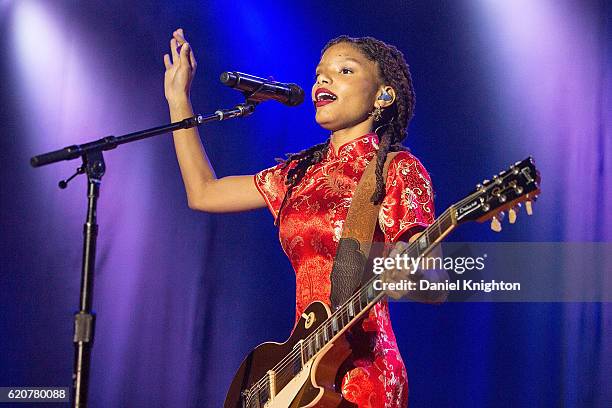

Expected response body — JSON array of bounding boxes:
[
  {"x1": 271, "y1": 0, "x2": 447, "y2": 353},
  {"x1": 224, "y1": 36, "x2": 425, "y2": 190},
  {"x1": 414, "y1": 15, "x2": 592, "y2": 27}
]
[{"x1": 369, "y1": 106, "x2": 383, "y2": 122}]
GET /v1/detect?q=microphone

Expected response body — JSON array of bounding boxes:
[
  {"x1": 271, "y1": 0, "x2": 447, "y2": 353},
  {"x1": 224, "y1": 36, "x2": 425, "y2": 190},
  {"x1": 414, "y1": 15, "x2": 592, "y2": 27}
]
[{"x1": 220, "y1": 71, "x2": 304, "y2": 107}]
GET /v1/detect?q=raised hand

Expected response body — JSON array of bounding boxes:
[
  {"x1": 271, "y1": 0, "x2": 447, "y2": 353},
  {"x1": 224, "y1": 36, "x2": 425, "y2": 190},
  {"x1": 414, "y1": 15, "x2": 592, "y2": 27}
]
[{"x1": 163, "y1": 28, "x2": 197, "y2": 107}]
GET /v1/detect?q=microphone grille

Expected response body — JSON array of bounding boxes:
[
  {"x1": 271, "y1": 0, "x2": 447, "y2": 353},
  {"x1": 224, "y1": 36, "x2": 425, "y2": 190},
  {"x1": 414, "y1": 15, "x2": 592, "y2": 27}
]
[{"x1": 287, "y1": 84, "x2": 305, "y2": 107}]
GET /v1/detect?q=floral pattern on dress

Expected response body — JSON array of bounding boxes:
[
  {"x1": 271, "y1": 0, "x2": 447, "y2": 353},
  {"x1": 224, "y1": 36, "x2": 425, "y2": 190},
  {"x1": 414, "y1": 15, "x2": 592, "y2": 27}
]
[{"x1": 254, "y1": 133, "x2": 435, "y2": 408}]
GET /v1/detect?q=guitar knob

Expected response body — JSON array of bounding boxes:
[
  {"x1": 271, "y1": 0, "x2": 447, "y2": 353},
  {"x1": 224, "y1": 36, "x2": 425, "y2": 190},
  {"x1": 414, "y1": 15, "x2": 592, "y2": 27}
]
[
  {"x1": 499, "y1": 194, "x2": 507, "y2": 203},
  {"x1": 482, "y1": 203, "x2": 491, "y2": 212},
  {"x1": 525, "y1": 200, "x2": 533, "y2": 215},
  {"x1": 514, "y1": 185, "x2": 524, "y2": 194},
  {"x1": 491, "y1": 216, "x2": 502, "y2": 232},
  {"x1": 509, "y1": 208, "x2": 517, "y2": 224}
]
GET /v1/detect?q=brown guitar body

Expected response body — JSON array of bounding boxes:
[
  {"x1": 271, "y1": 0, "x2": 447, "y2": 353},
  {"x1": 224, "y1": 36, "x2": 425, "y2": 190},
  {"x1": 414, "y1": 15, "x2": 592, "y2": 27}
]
[{"x1": 224, "y1": 301, "x2": 353, "y2": 408}]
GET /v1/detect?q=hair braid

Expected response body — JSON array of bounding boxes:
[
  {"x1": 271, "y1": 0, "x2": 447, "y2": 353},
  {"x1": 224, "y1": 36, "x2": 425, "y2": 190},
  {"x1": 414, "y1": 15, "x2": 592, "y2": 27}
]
[{"x1": 273, "y1": 139, "x2": 330, "y2": 226}]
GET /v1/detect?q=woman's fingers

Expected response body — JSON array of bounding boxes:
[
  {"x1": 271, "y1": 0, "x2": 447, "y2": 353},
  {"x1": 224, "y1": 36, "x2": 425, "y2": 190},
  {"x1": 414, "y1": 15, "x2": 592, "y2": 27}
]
[
  {"x1": 167, "y1": 29, "x2": 194, "y2": 71},
  {"x1": 179, "y1": 42, "x2": 192, "y2": 68},
  {"x1": 174, "y1": 28, "x2": 186, "y2": 44},
  {"x1": 189, "y1": 47, "x2": 197, "y2": 71},
  {"x1": 174, "y1": 29, "x2": 196, "y2": 71},
  {"x1": 170, "y1": 38, "x2": 179, "y2": 64}
]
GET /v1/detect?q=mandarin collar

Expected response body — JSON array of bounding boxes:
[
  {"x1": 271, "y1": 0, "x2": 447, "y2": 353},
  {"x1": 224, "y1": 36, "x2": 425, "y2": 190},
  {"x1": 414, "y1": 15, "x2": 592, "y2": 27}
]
[{"x1": 326, "y1": 133, "x2": 379, "y2": 160}]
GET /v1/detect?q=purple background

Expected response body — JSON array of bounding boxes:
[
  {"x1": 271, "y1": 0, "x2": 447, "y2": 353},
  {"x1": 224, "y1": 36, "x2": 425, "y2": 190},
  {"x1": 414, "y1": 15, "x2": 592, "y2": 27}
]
[{"x1": 0, "y1": 0, "x2": 610, "y2": 406}]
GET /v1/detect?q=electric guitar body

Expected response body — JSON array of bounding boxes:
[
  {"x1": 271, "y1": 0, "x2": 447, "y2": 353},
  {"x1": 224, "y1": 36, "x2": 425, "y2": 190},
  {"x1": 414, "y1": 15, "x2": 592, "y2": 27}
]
[{"x1": 224, "y1": 301, "x2": 352, "y2": 408}]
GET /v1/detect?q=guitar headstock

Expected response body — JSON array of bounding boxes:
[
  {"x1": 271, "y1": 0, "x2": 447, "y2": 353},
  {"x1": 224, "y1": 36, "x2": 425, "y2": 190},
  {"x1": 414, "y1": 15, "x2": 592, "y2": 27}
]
[{"x1": 453, "y1": 157, "x2": 541, "y2": 231}]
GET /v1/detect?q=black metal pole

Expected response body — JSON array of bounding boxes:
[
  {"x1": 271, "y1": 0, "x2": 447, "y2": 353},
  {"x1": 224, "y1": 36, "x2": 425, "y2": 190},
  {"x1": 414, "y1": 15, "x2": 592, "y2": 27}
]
[
  {"x1": 30, "y1": 102, "x2": 257, "y2": 168},
  {"x1": 72, "y1": 150, "x2": 104, "y2": 408}
]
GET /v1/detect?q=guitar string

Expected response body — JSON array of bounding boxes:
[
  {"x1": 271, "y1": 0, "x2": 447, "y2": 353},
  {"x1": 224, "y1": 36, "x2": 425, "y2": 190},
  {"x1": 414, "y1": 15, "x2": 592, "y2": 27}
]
[
  {"x1": 257, "y1": 205, "x2": 464, "y2": 375},
  {"x1": 245, "y1": 183, "x2": 497, "y2": 399},
  {"x1": 244, "y1": 210, "x2": 456, "y2": 398},
  {"x1": 244, "y1": 207, "x2": 460, "y2": 398},
  {"x1": 246, "y1": 198, "x2": 480, "y2": 401},
  {"x1": 268, "y1": 209, "x2": 453, "y2": 388},
  {"x1": 243, "y1": 168, "x2": 530, "y2": 400}
]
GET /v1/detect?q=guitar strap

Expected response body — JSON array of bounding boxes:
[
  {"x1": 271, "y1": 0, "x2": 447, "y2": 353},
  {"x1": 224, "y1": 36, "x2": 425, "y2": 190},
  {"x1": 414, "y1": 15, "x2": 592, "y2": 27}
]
[{"x1": 330, "y1": 151, "x2": 400, "y2": 310}]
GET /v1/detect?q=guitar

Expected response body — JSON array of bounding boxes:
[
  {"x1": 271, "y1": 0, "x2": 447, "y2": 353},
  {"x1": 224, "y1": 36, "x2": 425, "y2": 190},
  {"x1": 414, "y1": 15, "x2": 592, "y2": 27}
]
[{"x1": 225, "y1": 157, "x2": 541, "y2": 408}]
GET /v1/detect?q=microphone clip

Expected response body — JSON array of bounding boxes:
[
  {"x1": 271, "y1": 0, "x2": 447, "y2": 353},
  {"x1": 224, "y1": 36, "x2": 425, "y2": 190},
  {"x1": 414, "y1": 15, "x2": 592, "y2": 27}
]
[{"x1": 242, "y1": 76, "x2": 275, "y2": 103}]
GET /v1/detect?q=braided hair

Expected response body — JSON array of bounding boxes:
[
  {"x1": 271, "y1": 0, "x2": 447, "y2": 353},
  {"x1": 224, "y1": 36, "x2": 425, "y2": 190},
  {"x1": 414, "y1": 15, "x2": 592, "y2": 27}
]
[{"x1": 275, "y1": 36, "x2": 416, "y2": 225}]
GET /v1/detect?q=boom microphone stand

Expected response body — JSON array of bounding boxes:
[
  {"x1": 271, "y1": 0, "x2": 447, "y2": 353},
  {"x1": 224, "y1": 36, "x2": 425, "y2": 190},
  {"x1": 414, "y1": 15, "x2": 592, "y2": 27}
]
[{"x1": 30, "y1": 101, "x2": 257, "y2": 408}]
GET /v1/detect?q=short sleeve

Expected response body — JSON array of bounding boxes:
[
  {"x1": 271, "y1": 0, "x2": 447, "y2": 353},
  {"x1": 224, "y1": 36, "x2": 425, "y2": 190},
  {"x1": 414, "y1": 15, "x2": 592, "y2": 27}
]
[
  {"x1": 254, "y1": 162, "x2": 291, "y2": 221},
  {"x1": 379, "y1": 152, "x2": 435, "y2": 243}
]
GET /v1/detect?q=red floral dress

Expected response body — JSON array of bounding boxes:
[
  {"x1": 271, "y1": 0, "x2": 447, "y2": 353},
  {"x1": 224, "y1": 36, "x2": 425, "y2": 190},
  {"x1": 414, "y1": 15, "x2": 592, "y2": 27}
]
[{"x1": 254, "y1": 133, "x2": 435, "y2": 407}]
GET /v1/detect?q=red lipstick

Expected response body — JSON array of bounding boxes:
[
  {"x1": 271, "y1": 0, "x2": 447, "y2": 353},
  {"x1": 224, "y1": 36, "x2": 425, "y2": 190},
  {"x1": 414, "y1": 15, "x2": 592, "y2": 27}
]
[{"x1": 314, "y1": 88, "x2": 337, "y2": 108}]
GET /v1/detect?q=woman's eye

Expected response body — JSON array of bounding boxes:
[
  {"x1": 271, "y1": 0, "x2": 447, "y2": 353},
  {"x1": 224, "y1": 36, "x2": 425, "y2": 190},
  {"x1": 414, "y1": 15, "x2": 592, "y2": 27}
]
[{"x1": 340, "y1": 67, "x2": 353, "y2": 74}]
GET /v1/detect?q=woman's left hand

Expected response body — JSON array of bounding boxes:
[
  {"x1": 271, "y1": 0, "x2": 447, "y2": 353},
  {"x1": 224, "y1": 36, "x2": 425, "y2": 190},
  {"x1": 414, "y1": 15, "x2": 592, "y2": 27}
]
[
  {"x1": 163, "y1": 28, "x2": 197, "y2": 107},
  {"x1": 380, "y1": 234, "x2": 449, "y2": 303}
]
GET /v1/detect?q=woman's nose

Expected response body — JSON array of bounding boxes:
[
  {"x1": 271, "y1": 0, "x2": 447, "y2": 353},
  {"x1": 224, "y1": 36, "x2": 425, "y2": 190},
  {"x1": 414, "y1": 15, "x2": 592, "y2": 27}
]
[{"x1": 317, "y1": 73, "x2": 331, "y2": 85}]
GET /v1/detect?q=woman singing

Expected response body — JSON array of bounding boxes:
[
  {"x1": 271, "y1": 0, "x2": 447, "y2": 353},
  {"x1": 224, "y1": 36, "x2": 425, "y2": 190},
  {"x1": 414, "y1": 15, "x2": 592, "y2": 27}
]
[{"x1": 164, "y1": 28, "x2": 439, "y2": 407}]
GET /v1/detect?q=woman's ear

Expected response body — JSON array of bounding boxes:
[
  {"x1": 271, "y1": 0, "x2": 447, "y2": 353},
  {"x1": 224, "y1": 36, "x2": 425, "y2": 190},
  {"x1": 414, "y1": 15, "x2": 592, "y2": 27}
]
[{"x1": 376, "y1": 86, "x2": 396, "y2": 108}]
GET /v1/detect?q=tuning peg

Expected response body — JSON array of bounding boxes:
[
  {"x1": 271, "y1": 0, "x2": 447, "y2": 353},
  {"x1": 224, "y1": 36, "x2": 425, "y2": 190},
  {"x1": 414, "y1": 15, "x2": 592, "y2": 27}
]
[
  {"x1": 491, "y1": 216, "x2": 502, "y2": 232},
  {"x1": 509, "y1": 207, "x2": 517, "y2": 224},
  {"x1": 525, "y1": 200, "x2": 533, "y2": 215}
]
